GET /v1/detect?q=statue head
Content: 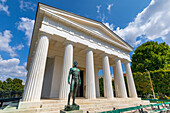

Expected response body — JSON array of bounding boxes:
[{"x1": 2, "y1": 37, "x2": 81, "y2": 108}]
[{"x1": 73, "y1": 61, "x2": 78, "y2": 67}]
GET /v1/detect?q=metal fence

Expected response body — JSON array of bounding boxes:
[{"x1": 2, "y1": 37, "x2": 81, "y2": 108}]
[{"x1": 0, "y1": 90, "x2": 23, "y2": 99}]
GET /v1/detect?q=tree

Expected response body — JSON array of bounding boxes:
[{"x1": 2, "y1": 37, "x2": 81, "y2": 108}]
[
  {"x1": 6, "y1": 78, "x2": 13, "y2": 91},
  {"x1": 12, "y1": 78, "x2": 24, "y2": 91},
  {"x1": 99, "y1": 78, "x2": 104, "y2": 97},
  {"x1": 0, "y1": 80, "x2": 3, "y2": 91},
  {"x1": 0, "y1": 78, "x2": 24, "y2": 91},
  {"x1": 133, "y1": 72, "x2": 152, "y2": 97},
  {"x1": 131, "y1": 41, "x2": 170, "y2": 72}
]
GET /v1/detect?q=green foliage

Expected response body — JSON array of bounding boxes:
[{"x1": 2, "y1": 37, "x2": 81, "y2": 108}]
[
  {"x1": 99, "y1": 78, "x2": 115, "y2": 97},
  {"x1": 99, "y1": 78, "x2": 104, "y2": 97},
  {"x1": 0, "y1": 80, "x2": 3, "y2": 91},
  {"x1": 133, "y1": 72, "x2": 152, "y2": 97},
  {"x1": 0, "y1": 78, "x2": 24, "y2": 92},
  {"x1": 150, "y1": 70, "x2": 170, "y2": 95},
  {"x1": 131, "y1": 41, "x2": 170, "y2": 72},
  {"x1": 133, "y1": 70, "x2": 170, "y2": 98}
]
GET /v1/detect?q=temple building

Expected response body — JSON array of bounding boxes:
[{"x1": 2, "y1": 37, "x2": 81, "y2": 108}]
[{"x1": 18, "y1": 3, "x2": 140, "y2": 110}]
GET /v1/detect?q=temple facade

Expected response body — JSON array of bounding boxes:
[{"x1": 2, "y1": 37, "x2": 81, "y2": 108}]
[{"x1": 21, "y1": 3, "x2": 137, "y2": 104}]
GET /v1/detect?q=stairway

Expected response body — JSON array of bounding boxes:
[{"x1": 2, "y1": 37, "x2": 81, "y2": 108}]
[{"x1": 0, "y1": 98, "x2": 150, "y2": 113}]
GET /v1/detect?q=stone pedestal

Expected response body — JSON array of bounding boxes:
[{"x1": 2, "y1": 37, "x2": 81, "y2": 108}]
[
  {"x1": 60, "y1": 110, "x2": 83, "y2": 113},
  {"x1": 60, "y1": 105, "x2": 83, "y2": 113},
  {"x1": 64, "y1": 105, "x2": 79, "y2": 111}
]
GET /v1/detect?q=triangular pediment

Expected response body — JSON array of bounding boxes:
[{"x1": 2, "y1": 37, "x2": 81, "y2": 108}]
[
  {"x1": 27, "y1": 3, "x2": 133, "y2": 70},
  {"x1": 39, "y1": 3, "x2": 133, "y2": 51}
]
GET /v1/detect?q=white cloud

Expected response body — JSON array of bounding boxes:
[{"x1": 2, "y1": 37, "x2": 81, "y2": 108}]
[
  {"x1": 114, "y1": 0, "x2": 170, "y2": 46},
  {"x1": 12, "y1": 44, "x2": 24, "y2": 51},
  {"x1": 96, "y1": 5, "x2": 114, "y2": 31},
  {"x1": 104, "y1": 22, "x2": 114, "y2": 31},
  {"x1": 0, "y1": 30, "x2": 24, "y2": 57},
  {"x1": 107, "y1": 3, "x2": 113, "y2": 13},
  {"x1": 0, "y1": 55, "x2": 27, "y2": 81},
  {"x1": 96, "y1": 5, "x2": 101, "y2": 14},
  {"x1": 17, "y1": 17, "x2": 34, "y2": 45},
  {"x1": 20, "y1": 0, "x2": 36, "y2": 11},
  {"x1": 0, "y1": 0, "x2": 9, "y2": 15}
]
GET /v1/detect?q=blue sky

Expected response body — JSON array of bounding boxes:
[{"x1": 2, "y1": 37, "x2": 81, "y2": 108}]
[{"x1": 0, "y1": 0, "x2": 169, "y2": 82}]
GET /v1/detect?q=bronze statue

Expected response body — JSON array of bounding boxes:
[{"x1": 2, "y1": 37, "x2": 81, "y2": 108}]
[{"x1": 67, "y1": 61, "x2": 81, "y2": 106}]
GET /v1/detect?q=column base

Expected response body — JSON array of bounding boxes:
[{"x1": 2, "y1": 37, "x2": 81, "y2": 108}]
[{"x1": 18, "y1": 100, "x2": 42, "y2": 109}]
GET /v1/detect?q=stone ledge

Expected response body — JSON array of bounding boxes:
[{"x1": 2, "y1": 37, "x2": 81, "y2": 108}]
[{"x1": 18, "y1": 101, "x2": 42, "y2": 109}]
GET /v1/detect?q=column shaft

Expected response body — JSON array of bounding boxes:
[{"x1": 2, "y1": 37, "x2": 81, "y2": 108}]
[
  {"x1": 103, "y1": 55, "x2": 114, "y2": 98},
  {"x1": 115, "y1": 59, "x2": 128, "y2": 98},
  {"x1": 22, "y1": 35, "x2": 49, "y2": 102},
  {"x1": 95, "y1": 67, "x2": 100, "y2": 97},
  {"x1": 125, "y1": 62, "x2": 137, "y2": 98},
  {"x1": 86, "y1": 50, "x2": 96, "y2": 99},
  {"x1": 113, "y1": 66, "x2": 119, "y2": 97},
  {"x1": 59, "y1": 43, "x2": 73, "y2": 99}
]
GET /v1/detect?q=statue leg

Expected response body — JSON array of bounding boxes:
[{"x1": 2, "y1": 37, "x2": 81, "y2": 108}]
[
  {"x1": 73, "y1": 80, "x2": 78, "y2": 105},
  {"x1": 67, "y1": 80, "x2": 74, "y2": 105}
]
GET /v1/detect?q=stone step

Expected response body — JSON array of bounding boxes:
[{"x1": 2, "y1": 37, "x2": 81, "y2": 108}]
[
  {"x1": 0, "y1": 98, "x2": 149, "y2": 113},
  {"x1": 41, "y1": 100, "x2": 143, "y2": 109},
  {"x1": 37, "y1": 107, "x2": 62, "y2": 112}
]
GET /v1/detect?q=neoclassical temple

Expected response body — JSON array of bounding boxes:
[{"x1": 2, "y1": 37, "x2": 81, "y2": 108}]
[{"x1": 21, "y1": 3, "x2": 137, "y2": 104}]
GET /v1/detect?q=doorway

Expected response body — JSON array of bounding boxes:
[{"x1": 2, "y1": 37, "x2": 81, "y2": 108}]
[{"x1": 76, "y1": 70, "x2": 84, "y2": 97}]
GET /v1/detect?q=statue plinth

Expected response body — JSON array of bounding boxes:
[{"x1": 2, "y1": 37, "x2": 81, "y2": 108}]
[
  {"x1": 60, "y1": 105, "x2": 82, "y2": 113},
  {"x1": 64, "y1": 104, "x2": 79, "y2": 111}
]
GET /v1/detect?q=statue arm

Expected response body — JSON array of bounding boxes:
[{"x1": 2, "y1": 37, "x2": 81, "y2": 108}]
[
  {"x1": 79, "y1": 70, "x2": 81, "y2": 85},
  {"x1": 68, "y1": 68, "x2": 72, "y2": 84}
]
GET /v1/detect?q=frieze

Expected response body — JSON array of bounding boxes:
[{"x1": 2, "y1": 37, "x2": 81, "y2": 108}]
[{"x1": 42, "y1": 16, "x2": 130, "y2": 59}]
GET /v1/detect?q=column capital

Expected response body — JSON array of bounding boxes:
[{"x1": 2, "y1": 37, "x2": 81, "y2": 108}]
[
  {"x1": 39, "y1": 32, "x2": 50, "y2": 39},
  {"x1": 86, "y1": 47, "x2": 96, "y2": 52},
  {"x1": 114, "y1": 56, "x2": 121, "y2": 61},
  {"x1": 101, "y1": 53, "x2": 110, "y2": 57},
  {"x1": 63, "y1": 40, "x2": 74, "y2": 46},
  {"x1": 122, "y1": 59, "x2": 131, "y2": 64}
]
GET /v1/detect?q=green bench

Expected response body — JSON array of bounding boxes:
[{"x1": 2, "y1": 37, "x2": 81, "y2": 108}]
[
  {"x1": 98, "y1": 103, "x2": 170, "y2": 113},
  {"x1": 163, "y1": 102, "x2": 170, "y2": 112},
  {"x1": 140, "y1": 103, "x2": 167, "y2": 113},
  {"x1": 99, "y1": 106, "x2": 142, "y2": 113}
]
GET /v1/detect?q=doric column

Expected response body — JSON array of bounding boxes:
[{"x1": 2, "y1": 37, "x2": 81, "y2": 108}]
[
  {"x1": 59, "y1": 42, "x2": 73, "y2": 99},
  {"x1": 22, "y1": 35, "x2": 49, "y2": 102},
  {"x1": 115, "y1": 58, "x2": 128, "y2": 98},
  {"x1": 103, "y1": 55, "x2": 114, "y2": 98},
  {"x1": 124, "y1": 61, "x2": 137, "y2": 98},
  {"x1": 86, "y1": 49, "x2": 96, "y2": 99},
  {"x1": 113, "y1": 66, "x2": 119, "y2": 97},
  {"x1": 95, "y1": 67, "x2": 100, "y2": 97}
]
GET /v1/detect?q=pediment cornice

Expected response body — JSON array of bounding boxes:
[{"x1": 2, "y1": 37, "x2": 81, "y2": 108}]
[{"x1": 38, "y1": 3, "x2": 133, "y2": 51}]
